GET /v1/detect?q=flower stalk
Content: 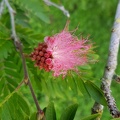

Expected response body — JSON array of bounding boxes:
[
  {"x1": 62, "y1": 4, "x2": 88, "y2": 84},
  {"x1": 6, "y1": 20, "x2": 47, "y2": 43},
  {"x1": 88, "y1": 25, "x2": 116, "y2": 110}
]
[{"x1": 43, "y1": 0, "x2": 70, "y2": 17}]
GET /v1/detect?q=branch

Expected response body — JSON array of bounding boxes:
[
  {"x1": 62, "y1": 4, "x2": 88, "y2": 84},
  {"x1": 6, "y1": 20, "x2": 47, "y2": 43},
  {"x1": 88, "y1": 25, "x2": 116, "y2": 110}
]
[
  {"x1": 4, "y1": 0, "x2": 44, "y2": 119},
  {"x1": 92, "y1": 0, "x2": 120, "y2": 118},
  {"x1": 113, "y1": 74, "x2": 120, "y2": 83},
  {"x1": 0, "y1": 0, "x2": 5, "y2": 17},
  {"x1": 43, "y1": 0, "x2": 70, "y2": 18}
]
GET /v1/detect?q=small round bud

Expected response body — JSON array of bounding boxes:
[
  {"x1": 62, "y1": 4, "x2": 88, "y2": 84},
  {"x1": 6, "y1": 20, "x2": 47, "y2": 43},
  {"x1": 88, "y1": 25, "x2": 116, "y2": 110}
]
[
  {"x1": 35, "y1": 51, "x2": 39, "y2": 55},
  {"x1": 41, "y1": 57, "x2": 45, "y2": 63},
  {"x1": 38, "y1": 46, "x2": 42, "y2": 50},
  {"x1": 43, "y1": 43, "x2": 47, "y2": 48},
  {"x1": 45, "y1": 58, "x2": 52, "y2": 65},
  {"x1": 39, "y1": 51, "x2": 44, "y2": 56},
  {"x1": 44, "y1": 53, "x2": 50, "y2": 58},
  {"x1": 42, "y1": 47, "x2": 46, "y2": 52},
  {"x1": 36, "y1": 56, "x2": 41, "y2": 60}
]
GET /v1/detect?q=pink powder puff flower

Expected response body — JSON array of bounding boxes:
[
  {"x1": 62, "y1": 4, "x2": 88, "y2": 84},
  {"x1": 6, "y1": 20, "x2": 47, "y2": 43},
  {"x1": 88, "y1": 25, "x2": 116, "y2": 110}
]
[
  {"x1": 44, "y1": 27, "x2": 91, "y2": 77},
  {"x1": 30, "y1": 21, "x2": 92, "y2": 77}
]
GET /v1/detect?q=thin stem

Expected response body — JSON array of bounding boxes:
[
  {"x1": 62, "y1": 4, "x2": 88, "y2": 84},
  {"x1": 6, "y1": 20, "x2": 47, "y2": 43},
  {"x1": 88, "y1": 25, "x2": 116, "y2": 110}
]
[
  {"x1": 0, "y1": 0, "x2": 5, "y2": 17},
  {"x1": 15, "y1": 79, "x2": 24, "y2": 91},
  {"x1": 43, "y1": 0, "x2": 70, "y2": 17},
  {"x1": 4, "y1": 0, "x2": 17, "y2": 41},
  {"x1": 28, "y1": 80, "x2": 42, "y2": 112},
  {"x1": 4, "y1": 0, "x2": 44, "y2": 119}
]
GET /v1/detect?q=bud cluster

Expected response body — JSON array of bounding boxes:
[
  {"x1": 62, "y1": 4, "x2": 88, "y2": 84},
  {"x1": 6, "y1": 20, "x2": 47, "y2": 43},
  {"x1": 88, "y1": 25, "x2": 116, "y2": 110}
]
[{"x1": 30, "y1": 43, "x2": 53, "y2": 71}]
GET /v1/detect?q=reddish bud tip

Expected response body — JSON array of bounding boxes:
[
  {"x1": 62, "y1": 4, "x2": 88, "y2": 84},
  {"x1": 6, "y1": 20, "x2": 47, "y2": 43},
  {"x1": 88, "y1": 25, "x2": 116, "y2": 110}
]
[
  {"x1": 44, "y1": 53, "x2": 50, "y2": 58},
  {"x1": 42, "y1": 47, "x2": 46, "y2": 52},
  {"x1": 45, "y1": 58, "x2": 52, "y2": 65},
  {"x1": 39, "y1": 51, "x2": 44, "y2": 56},
  {"x1": 35, "y1": 51, "x2": 39, "y2": 55},
  {"x1": 38, "y1": 46, "x2": 42, "y2": 50},
  {"x1": 36, "y1": 56, "x2": 41, "y2": 60},
  {"x1": 41, "y1": 57, "x2": 45, "y2": 63}
]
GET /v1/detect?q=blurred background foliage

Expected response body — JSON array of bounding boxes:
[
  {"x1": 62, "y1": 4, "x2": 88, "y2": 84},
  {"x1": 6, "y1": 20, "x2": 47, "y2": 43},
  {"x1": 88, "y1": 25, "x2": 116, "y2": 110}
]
[{"x1": 0, "y1": 0, "x2": 120, "y2": 120}]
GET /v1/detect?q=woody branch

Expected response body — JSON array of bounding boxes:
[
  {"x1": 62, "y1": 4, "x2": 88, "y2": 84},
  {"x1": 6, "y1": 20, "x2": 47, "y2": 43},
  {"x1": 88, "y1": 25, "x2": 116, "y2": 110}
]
[
  {"x1": 3, "y1": 0, "x2": 44, "y2": 119},
  {"x1": 92, "y1": 0, "x2": 120, "y2": 119}
]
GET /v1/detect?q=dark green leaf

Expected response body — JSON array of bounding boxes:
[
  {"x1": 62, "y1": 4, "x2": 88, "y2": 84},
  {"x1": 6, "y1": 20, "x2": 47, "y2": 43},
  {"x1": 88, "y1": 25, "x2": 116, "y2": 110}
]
[
  {"x1": 45, "y1": 102, "x2": 56, "y2": 120},
  {"x1": 16, "y1": 94, "x2": 30, "y2": 116},
  {"x1": 5, "y1": 68, "x2": 21, "y2": 79},
  {"x1": 76, "y1": 78, "x2": 90, "y2": 97},
  {"x1": 60, "y1": 103, "x2": 78, "y2": 120},
  {"x1": 7, "y1": 97, "x2": 16, "y2": 120},
  {"x1": 1, "y1": 104, "x2": 12, "y2": 120},
  {"x1": 30, "y1": 112, "x2": 37, "y2": 120},
  {"x1": 85, "y1": 81, "x2": 107, "y2": 106},
  {"x1": 0, "y1": 40, "x2": 13, "y2": 59}
]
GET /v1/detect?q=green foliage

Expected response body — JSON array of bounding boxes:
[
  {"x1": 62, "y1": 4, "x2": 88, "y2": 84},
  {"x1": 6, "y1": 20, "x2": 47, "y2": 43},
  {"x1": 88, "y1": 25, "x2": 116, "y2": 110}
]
[
  {"x1": 0, "y1": 23, "x2": 13, "y2": 59},
  {"x1": 81, "y1": 113, "x2": 101, "y2": 120},
  {"x1": 60, "y1": 103, "x2": 78, "y2": 120},
  {"x1": 30, "y1": 112, "x2": 37, "y2": 120},
  {"x1": 13, "y1": 0, "x2": 50, "y2": 23},
  {"x1": 85, "y1": 81, "x2": 107, "y2": 106},
  {"x1": 111, "y1": 118, "x2": 120, "y2": 120},
  {"x1": 45, "y1": 102, "x2": 56, "y2": 120},
  {"x1": 76, "y1": 77, "x2": 90, "y2": 97},
  {"x1": 0, "y1": 0, "x2": 118, "y2": 120},
  {"x1": 0, "y1": 92, "x2": 30, "y2": 120}
]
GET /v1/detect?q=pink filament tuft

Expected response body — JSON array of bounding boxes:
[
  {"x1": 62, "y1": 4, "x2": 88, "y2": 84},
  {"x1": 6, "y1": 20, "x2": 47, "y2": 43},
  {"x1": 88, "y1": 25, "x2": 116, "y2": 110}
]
[{"x1": 44, "y1": 30, "x2": 91, "y2": 77}]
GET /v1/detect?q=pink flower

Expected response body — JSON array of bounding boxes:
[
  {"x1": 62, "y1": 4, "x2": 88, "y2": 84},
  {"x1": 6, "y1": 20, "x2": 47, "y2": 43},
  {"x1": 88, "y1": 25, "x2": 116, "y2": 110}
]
[
  {"x1": 44, "y1": 31, "x2": 91, "y2": 77},
  {"x1": 30, "y1": 22, "x2": 91, "y2": 77}
]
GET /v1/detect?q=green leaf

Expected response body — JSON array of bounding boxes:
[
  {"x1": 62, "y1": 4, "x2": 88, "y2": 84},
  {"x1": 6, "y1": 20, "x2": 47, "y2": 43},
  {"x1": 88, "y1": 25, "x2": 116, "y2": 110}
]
[
  {"x1": 45, "y1": 102, "x2": 56, "y2": 120},
  {"x1": 0, "y1": 92, "x2": 30, "y2": 120},
  {"x1": 0, "y1": 52, "x2": 23, "y2": 95},
  {"x1": 7, "y1": 97, "x2": 16, "y2": 120},
  {"x1": 1, "y1": 104, "x2": 12, "y2": 120},
  {"x1": 16, "y1": 94, "x2": 30, "y2": 116},
  {"x1": 15, "y1": 6, "x2": 30, "y2": 27},
  {"x1": 30, "y1": 112, "x2": 37, "y2": 120},
  {"x1": 88, "y1": 53, "x2": 99, "y2": 60},
  {"x1": 76, "y1": 78, "x2": 90, "y2": 97},
  {"x1": 111, "y1": 118, "x2": 120, "y2": 120},
  {"x1": 78, "y1": 64, "x2": 91, "y2": 70},
  {"x1": 14, "y1": 0, "x2": 50, "y2": 23},
  {"x1": 0, "y1": 39, "x2": 13, "y2": 59},
  {"x1": 85, "y1": 81, "x2": 107, "y2": 106},
  {"x1": 81, "y1": 113, "x2": 101, "y2": 120},
  {"x1": 67, "y1": 76, "x2": 78, "y2": 94},
  {"x1": 60, "y1": 103, "x2": 78, "y2": 120},
  {"x1": 16, "y1": 108, "x2": 25, "y2": 120},
  {"x1": 0, "y1": 22, "x2": 10, "y2": 36},
  {"x1": 5, "y1": 68, "x2": 21, "y2": 79}
]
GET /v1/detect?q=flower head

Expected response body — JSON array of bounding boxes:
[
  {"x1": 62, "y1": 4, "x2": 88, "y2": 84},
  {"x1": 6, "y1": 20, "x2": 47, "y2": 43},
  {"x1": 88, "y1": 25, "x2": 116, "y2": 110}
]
[{"x1": 30, "y1": 22, "x2": 92, "y2": 77}]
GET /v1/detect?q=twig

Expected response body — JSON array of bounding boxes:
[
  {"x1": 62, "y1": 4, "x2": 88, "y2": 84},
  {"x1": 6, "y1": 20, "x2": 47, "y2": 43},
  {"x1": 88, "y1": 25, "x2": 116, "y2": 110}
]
[
  {"x1": 15, "y1": 79, "x2": 24, "y2": 91},
  {"x1": 43, "y1": 0, "x2": 70, "y2": 18},
  {"x1": 92, "y1": 0, "x2": 120, "y2": 118},
  {"x1": 113, "y1": 74, "x2": 120, "y2": 83},
  {"x1": 0, "y1": 0, "x2": 5, "y2": 17},
  {"x1": 4, "y1": 0, "x2": 44, "y2": 119}
]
